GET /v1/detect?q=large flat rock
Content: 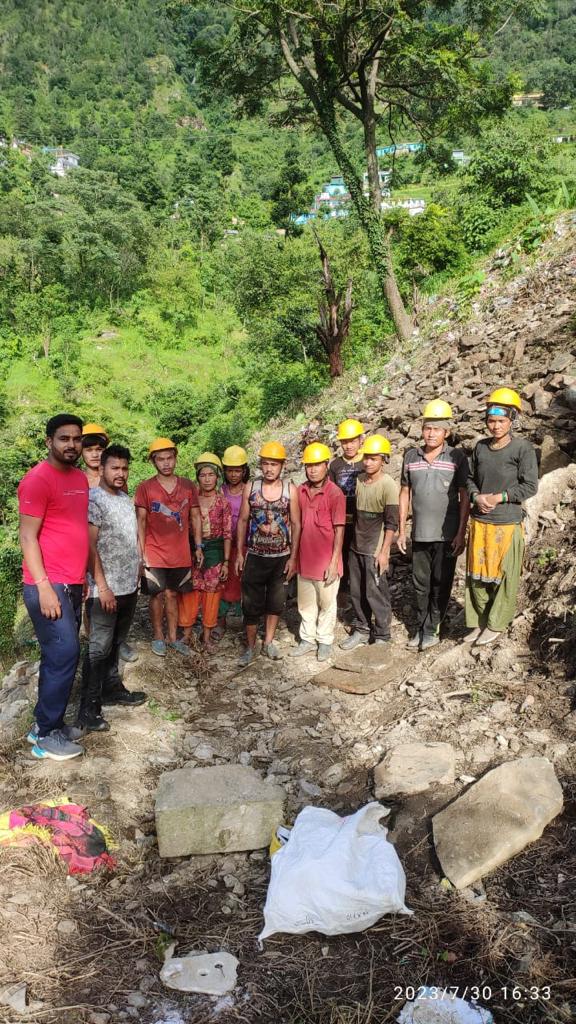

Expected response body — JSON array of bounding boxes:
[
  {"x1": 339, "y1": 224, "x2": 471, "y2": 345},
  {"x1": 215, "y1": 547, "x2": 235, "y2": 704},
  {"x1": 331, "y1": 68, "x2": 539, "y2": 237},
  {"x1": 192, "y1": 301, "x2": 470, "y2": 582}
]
[
  {"x1": 374, "y1": 742, "x2": 456, "y2": 797},
  {"x1": 155, "y1": 765, "x2": 285, "y2": 858},
  {"x1": 314, "y1": 648, "x2": 418, "y2": 693},
  {"x1": 432, "y1": 757, "x2": 563, "y2": 888}
]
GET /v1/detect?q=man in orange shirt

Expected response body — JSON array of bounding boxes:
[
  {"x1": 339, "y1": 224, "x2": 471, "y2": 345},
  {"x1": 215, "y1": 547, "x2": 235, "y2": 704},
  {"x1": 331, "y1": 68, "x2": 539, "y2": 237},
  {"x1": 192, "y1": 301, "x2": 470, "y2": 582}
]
[{"x1": 135, "y1": 439, "x2": 202, "y2": 656}]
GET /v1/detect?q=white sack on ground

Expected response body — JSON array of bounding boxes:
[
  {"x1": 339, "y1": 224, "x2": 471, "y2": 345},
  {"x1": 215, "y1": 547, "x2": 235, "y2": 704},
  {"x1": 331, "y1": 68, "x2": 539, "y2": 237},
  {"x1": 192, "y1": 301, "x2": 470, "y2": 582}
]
[{"x1": 259, "y1": 802, "x2": 412, "y2": 941}]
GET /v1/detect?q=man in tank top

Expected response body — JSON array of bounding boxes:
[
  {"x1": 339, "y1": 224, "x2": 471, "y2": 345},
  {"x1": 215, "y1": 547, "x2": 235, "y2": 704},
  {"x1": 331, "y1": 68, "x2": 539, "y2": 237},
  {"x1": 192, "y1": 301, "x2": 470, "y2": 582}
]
[{"x1": 235, "y1": 441, "x2": 301, "y2": 667}]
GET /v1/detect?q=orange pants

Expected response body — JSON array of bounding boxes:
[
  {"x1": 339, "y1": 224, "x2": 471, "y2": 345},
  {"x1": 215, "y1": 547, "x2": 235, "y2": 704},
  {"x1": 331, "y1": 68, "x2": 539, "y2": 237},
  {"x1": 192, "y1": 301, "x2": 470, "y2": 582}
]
[{"x1": 178, "y1": 591, "x2": 221, "y2": 629}]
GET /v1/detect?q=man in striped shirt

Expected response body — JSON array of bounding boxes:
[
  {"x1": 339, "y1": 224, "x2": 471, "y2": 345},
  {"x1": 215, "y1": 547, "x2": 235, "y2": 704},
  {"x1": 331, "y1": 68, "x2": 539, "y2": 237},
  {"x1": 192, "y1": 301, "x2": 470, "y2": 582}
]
[{"x1": 398, "y1": 400, "x2": 469, "y2": 651}]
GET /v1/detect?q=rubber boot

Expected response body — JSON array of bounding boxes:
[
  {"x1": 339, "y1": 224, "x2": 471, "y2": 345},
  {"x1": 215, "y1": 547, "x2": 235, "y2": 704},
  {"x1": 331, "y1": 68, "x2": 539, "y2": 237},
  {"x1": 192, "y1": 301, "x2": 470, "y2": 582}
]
[{"x1": 76, "y1": 655, "x2": 111, "y2": 732}]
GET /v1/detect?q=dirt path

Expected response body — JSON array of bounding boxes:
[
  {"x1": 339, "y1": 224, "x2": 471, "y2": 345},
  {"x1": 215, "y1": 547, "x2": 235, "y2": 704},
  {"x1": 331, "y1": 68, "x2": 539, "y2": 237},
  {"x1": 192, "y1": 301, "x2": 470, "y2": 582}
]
[{"x1": 1, "y1": 518, "x2": 575, "y2": 1024}]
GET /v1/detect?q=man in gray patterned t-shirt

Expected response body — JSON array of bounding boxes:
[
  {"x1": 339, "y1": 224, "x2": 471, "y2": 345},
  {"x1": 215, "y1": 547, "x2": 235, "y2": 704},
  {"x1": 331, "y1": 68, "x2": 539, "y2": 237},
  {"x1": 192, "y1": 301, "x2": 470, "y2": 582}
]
[{"x1": 76, "y1": 445, "x2": 146, "y2": 733}]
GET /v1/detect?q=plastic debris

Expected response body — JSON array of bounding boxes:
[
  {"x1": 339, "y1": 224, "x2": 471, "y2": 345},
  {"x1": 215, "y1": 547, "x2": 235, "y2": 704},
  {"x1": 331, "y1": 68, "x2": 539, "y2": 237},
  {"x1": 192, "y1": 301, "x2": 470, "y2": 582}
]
[
  {"x1": 0, "y1": 982, "x2": 44, "y2": 1015},
  {"x1": 259, "y1": 802, "x2": 411, "y2": 940},
  {"x1": 397, "y1": 987, "x2": 494, "y2": 1023},
  {"x1": 160, "y1": 944, "x2": 238, "y2": 995}
]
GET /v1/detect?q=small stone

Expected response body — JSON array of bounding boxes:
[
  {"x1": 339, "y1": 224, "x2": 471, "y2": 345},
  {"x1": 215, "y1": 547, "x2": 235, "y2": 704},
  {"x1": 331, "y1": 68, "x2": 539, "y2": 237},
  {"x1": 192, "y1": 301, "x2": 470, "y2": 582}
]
[
  {"x1": 374, "y1": 742, "x2": 456, "y2": 797},
  {"x1": 126, "y1": 992, "x2": 147, "y2": 1009},
  {"x1": 299, "y1": 779, "x2": 322, "y2": 798},
  {"x1": 321, "y1": 763, "x2": 345, "y2": 786},
  {"x1": 88, "y1": 1013, "x2": 111, "y2": 1024},
  {"x1": 193, "y1": 742, "x2": 215, "y2": 761},
  {"x1": 57, "y1": 919, "x2": 78, "y2": 935},
  {"x1": 519, "y1": 695, "x2": 535, "y2": 713}
]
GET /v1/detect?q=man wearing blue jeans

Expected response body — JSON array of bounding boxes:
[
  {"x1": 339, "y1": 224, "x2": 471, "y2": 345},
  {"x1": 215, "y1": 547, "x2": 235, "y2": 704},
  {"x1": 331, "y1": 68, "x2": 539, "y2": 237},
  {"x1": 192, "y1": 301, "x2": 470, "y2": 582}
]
[{"x1": 18, "y1": 414, "x2": 89, "y2": 761}]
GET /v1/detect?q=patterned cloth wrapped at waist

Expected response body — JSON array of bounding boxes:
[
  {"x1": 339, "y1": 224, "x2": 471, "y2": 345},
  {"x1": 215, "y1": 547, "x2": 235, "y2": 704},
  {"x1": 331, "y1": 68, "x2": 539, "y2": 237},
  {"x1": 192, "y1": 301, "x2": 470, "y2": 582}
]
[
  {"x1": 202, "y1": 538, "x2": 225, "y2": 568},
  {"x1": 467, "y1": 520, "x2": 523, "y2": 584}
]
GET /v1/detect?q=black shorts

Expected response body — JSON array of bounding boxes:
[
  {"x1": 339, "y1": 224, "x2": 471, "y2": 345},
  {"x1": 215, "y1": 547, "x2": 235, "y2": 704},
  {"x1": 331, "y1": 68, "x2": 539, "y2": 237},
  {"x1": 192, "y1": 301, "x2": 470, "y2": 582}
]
[
  {"x1": 242, "y1": 553, "x2": 289, "y2": 624},
  {"x1": 141, "y1": 566, "x2": 192, "y2": 597}
]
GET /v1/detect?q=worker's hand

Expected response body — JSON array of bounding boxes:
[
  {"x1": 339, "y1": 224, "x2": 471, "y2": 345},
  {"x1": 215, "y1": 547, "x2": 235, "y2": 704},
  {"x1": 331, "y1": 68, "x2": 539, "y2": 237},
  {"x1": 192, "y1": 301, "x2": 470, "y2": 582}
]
[
  {"x1": 38, "y1": 581, "x2": 62, "y2": 620},
  {"x1": 219, "y1": 562, "x2": 229, "y2": 582},
  {"x1": 284, "y1": 557, "x2": 297, "y2": 582},
  {"x1": 195, "y1": 546, "x2": 204, "y2": 569},
  {"x1": 451, "y1": 530, "x2": 467, "y2": 557},
  {"x1": 235, "y1": 551, "x2": 245, "y2": 576},
  {"x1": 397, "y1": 531, "x2": 407, "y2": 555},
  {"x1": 323, "y1": 561, "x2": 339, "y2": 587},
  {"x1": 376, "y1": 549, "x2": 390, "y2": 576},
  {"x1": 475, "y1": 493, "x2": 499, "y2": 514},
  {"x1": 100, "y1": 587, "x2": 117, "y2": 614}
]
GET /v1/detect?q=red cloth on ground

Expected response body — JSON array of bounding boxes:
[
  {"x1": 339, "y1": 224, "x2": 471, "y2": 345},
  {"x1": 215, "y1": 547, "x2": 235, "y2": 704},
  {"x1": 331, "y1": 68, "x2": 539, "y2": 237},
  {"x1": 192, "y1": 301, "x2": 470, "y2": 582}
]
[{"x1": 4, "y1": 802, "x2": 115, "y2": 874}]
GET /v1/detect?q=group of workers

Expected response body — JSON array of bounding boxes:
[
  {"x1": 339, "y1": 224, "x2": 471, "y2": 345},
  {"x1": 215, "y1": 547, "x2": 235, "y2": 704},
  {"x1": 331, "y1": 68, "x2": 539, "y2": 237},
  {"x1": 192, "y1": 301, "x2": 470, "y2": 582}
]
[{"x1": 16, "y1": 385, "x2": 538, "y2": 761}]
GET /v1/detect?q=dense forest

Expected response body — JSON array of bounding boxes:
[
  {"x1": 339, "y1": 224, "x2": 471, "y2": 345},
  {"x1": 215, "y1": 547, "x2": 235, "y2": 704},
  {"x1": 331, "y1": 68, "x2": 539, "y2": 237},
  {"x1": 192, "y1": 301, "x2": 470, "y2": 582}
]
[{"x1": 0, "y1": 0, "x2": 575, "y2": 646}]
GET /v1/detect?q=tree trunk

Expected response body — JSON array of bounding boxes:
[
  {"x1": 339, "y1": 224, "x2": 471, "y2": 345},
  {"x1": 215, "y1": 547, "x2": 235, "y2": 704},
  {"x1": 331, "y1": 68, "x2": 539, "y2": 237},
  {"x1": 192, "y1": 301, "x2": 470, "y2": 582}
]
[
  {"x1": 328, "y1": 346, "x2": 344, "y2": 377},
  {"x1": 314, "y1": 230, "x2": 352, "y2": 378},
  {"x1": 316, "y1": 98, "x2": 414, "y2": 344},
  {"x1": 359, "y1": 65, "x2": 383, "y2": 216}
]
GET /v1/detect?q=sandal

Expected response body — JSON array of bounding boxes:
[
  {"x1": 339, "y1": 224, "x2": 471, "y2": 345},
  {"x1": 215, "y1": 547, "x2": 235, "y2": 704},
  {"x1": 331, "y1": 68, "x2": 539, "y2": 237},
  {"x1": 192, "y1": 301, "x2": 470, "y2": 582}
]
[{"x1": 211, "y1": 625, "x2": 225, "y2": 642}]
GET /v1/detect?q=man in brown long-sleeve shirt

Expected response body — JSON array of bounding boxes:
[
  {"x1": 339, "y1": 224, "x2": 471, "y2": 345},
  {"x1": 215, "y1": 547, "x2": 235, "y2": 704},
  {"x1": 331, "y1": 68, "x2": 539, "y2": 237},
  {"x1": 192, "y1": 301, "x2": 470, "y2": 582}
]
[{"x1": 340, "y1": 435, "x2": 399, "y2": 649}]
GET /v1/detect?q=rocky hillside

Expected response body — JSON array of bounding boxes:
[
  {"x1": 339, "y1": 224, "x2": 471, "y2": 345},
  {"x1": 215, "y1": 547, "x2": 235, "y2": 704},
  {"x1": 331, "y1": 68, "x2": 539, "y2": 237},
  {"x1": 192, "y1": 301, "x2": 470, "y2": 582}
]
[{"x1": 266, "y1": 213, "x2": 576, "y2": 482}]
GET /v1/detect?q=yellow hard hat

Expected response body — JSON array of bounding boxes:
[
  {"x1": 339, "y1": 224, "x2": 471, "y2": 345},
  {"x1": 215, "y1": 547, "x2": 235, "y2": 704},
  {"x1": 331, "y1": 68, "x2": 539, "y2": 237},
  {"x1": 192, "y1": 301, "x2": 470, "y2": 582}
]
[
  {"x1": 259, "y1": 441, "x2": 287, "y2": 460},
  {"x1": 222, "y1": 445, "x2": 248, "y2": 467},
  {"x1": 302, "y1": 442, "x2": 332, "y2": 465},
  {"x1": 422, "y1": 399, "x2": 453, "y2": 420},
  {"x1": 337, "y1": 418, "x2": 364, "y2": 441},
  {"x1": 361, "y1": 434, "x2": 391, "y2": 456},
  {"x1": 487, "y1": 387, "x2": 521, "y2": 411},
  {"x1": 195, "y1": 452, "x2": 223, "y2": 470},
  {"x1": 82, "y1": 422, "x2": 109, "y2": 440},
  {"x1": 148, "y1": 437, "x2": 176, "y2": 456}
]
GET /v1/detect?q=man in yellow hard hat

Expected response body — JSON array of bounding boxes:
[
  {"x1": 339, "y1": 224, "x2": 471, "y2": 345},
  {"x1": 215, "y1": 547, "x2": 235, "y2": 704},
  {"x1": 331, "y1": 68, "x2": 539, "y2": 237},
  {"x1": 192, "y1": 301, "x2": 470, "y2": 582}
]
[
  {"x1": 289, "y1": 442, "x2": 346, "y2": 662},
  {"x1": 398, "y1": 400, "x2": 470, "y2": 651},
  {"x1": 329, "y1": 419, "x2": 365, "y2": 589},
  {"x1": 341, "y1": 434, "x2": 399, "y2": 650},
  {"x1": 465, "y1": 388, "x2": 538, "y2": 646},
  {"x1": 235, "y1": 441, "x2": 301, "y2": 666},
  {"x1": 81, "y1": 423, "x2": 109, "y2": 488},
  {"x1": 134, "y1": 439, "x2": 202, "y2": 657}
]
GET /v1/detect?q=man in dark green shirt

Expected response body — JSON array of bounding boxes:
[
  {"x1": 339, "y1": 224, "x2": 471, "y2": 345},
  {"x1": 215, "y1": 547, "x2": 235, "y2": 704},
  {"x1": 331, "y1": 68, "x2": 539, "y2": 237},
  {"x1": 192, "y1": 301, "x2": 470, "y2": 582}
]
[{"x1": 465, "y1": 387, "x2": 538, "y2": 647}]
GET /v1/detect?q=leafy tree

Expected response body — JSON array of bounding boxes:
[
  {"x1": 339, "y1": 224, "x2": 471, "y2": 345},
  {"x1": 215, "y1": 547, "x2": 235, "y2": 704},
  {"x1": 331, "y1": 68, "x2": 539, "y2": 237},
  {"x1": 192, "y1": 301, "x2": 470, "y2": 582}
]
[
  {"x1": 270, "y1": 138, "x2": 313, "y2": 233},
  {"x1": 188, "y1": 0, "x2": 517, "y2": 341},
  {"x1": 464, "y1": 114, "x2": 553, "y2": 206}
]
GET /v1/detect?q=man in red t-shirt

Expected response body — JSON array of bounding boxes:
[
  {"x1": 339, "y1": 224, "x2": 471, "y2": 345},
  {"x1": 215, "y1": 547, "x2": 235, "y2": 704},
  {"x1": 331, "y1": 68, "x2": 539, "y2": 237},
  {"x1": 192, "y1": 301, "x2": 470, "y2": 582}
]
[
  {"x1": 18, "y1": 413, "x2": 89, "y2": 761},
  {"x1": 290, "y1": 443, "x2": 345, "y2": 662},
  {"x1": 135, "y1": 438, "x2": 202, "y2": 657}
]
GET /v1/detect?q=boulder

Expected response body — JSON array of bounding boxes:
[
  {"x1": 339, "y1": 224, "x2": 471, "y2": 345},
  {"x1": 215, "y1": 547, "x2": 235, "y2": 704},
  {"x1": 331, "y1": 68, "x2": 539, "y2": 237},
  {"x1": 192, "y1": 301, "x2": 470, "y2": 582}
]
[
  {"x1": 374, "y1": 742, "x2": 456, "y2": 797},
  {"x1": 432, "y1": 757, "x2": 563, "y2": 889},
  {"x1": 155, "y1": 765, "x2": 285, "y2": 857}
]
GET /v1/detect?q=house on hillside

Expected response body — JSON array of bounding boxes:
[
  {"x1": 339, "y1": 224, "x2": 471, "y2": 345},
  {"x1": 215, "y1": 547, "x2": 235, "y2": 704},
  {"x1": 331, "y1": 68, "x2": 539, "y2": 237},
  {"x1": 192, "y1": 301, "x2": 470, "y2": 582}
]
[
  {"x1": 376, "y1": 141, "x2": 424, "y2": 157},
  {"x1": 43, "y1": 147, "x2": 80, "y2": 177},
  {"x1": 512, "y1": 92, "x2": 544, "y2": 108}
]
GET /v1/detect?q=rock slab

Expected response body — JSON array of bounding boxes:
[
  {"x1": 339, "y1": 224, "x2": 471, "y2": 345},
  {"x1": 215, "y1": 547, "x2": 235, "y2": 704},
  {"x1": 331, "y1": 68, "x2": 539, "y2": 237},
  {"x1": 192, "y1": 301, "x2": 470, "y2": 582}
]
[
  {"x1": 314, "y1": 648, "x2": 418, "y2": 694},
  {"x1": 155, "y1": 764, "x2": 285, "y2": 857},
  {"x1": 374, "y1": 742, "x2": 456, "y2": 797},
  {"x1": 432, "y1": 757, "x2": 563, "y2": 889}
]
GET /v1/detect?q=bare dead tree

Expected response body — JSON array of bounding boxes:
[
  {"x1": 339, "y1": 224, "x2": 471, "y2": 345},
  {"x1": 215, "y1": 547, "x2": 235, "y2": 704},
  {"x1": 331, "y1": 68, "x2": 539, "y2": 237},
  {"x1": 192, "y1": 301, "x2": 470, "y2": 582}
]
[{"x1": 314, "y1": 230, "x2": 353, "y2": 378}]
